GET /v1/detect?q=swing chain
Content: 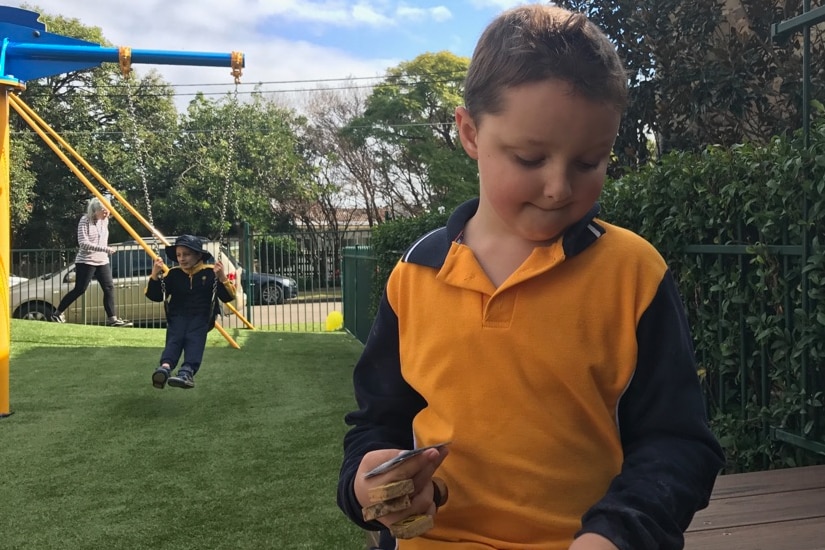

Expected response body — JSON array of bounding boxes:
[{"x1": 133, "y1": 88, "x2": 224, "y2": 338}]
[
  {"x1": 216, "y1": 52, "x2": 243, "y2": 253},
  {"x1": 122, "y1": 71, "x2": 157, "y2": 248},
  {"x1": 210, "y1": 82, "x2": 241, "y2": 310},
  {"x1": 119, "y1": 48, "x2": 165, "y2": 297},
  {"x1": 215, "y1": 83, "x2": 239, "y2": 261}
]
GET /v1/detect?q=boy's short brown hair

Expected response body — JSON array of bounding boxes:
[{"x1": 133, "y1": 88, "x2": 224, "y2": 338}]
[{"x1": 464, "y1": 4, "x2": 628, "y2": 120}]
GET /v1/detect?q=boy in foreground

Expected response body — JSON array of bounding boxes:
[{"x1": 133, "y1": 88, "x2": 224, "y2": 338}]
[{"x1": 338, "y1": 5, "x2": 724, "y2": 549}]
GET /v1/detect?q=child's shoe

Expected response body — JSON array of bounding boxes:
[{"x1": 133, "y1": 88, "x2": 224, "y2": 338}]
[
  {"x1": 152, "y1": 366, "x2": 171, "y2": 389},
  {"x1": 167, "y1": 368, "x2": 195, "y2": 389}
]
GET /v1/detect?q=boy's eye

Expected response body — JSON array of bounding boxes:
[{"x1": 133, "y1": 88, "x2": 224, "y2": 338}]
[
  {"x1": 577, "y1": 161, "x2": 600, "y2": 170},
  {"x1": 515, "y1": 155, "x2": 544, "y2": 167}
]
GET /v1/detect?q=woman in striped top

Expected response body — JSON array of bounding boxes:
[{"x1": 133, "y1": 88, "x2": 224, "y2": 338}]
[{"x1": 51, "y1": 198, "x2": 132, "y2": 327}]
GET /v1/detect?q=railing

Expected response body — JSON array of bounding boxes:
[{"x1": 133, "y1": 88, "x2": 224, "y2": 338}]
[
  {"x1": 683, "y1": 240, "x2": 825, "y2": 465},
  {"x1": 10, "y1": 228, "x2": 372, "y2": 332},
  {"x1": 765, "y1": 0, "x2": 825, "y2": 461}
]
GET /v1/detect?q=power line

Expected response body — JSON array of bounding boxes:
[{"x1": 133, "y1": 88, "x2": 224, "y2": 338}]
[
  {"x1": 105, "y1": 78, "x2": 463, "y2": 98},
  {"x1": 89, "y1": 71, "x2": 468, "y2": 89},
  {"x1": 20, "y1": 78, "x2": 465, "y2": 100},
  {"x1": 11, "y1": 121, "x2": 457, "y2": 137},
  {"x1": 26, "y1": 73, "x2": 467, "y2": 99}
]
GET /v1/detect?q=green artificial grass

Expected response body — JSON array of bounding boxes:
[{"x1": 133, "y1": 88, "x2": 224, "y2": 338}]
[{"x1": 1, "y1": 321, "x2": 368, "y2": 549}]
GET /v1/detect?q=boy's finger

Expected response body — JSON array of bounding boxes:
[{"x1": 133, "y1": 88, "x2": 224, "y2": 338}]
[{"x1": 390, "y1": 447, "x2": 449, "y2": 482}]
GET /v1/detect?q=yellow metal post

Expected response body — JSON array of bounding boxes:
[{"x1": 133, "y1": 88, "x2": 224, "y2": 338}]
[{"x1": 0, "y1": 80, "x2": 26, "y2": 417}]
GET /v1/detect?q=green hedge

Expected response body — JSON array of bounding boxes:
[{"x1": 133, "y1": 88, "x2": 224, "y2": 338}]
[
  {"x1": 369, "y1": 209, "x2": 450, "y2": 317},
  {"x1": 600, "y1": 124, "x2": 825, "y2": 472}
]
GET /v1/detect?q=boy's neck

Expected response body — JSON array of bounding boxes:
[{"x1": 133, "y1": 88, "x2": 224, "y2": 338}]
[
  {"x1": 462, "y1": 211, "x2": 566, "y2": 288},
  {"x1": 181, "y1": 262, "x2": 203, "y2": 274}
]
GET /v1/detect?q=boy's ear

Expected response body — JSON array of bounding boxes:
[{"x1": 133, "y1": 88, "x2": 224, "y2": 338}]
[{"x1": 455, "y1": 106, "x2": 480, "y2": 160}]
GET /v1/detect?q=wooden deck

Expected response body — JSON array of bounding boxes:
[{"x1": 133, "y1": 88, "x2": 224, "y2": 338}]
[{"x1": 684, "y1": 464, "x2": 825, "y2": 549}]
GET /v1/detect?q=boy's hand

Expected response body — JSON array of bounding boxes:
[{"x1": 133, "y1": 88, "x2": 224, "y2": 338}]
[
  {"x1": 569, "y1": 533, "x2": 619, "y2": 550},
  {"x1": 354, "y1": 446, "x2": 449, "y2": 529},
  {"x1": 213, "y1": 261, "x2": 227, "y2": 282},
  {"x1": 150, "y1": 257, "x2": 164, "y2": 278}
]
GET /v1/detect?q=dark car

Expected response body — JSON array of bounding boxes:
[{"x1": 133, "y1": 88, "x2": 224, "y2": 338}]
[{"x1": 242, "y1": 271, "x2": 298, "y2": 305}]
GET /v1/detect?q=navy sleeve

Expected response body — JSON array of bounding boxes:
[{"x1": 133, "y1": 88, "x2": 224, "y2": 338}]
[
  {"x1": 578, "y1": 270, "x2": 725, "y2": 549},
  {"x1": 336, "y1": 291, "x2": 427, "y2": 530},
  {"x1": 145, "y1": 276, "x2": 164, "y2": 302}
]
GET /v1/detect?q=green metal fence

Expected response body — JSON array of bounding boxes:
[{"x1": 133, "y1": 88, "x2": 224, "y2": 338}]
[
  {"x1": 341, "y1": 246, "x2": 376, "y2": 344},
  {"x1": 683, "y1": 240, "x2": 825, "y2": 462}
]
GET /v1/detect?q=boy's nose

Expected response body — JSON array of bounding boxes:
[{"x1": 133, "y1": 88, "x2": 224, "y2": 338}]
[{"x1": 542, "y1": 166, "x2": 572, "y2": 203}]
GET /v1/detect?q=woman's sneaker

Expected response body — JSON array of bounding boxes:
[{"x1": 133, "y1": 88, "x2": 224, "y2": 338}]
[
  {"x1": 167, "y1": 369, "x2": 195, "y2": 389},
  {"x1": 152, "y1": 367, "x2": 171, "y2": 389},
  {"x1": 50, "y1": 312, "x2": 66, "y2": 323},
  {"x1": 106, "y1": 317, "x2": 133, "y2": 327}
]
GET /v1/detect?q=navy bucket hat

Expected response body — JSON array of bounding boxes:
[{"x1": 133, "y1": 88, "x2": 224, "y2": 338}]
[{"x1": 165, "y1": 235, "x2": 214, "y2": 264}]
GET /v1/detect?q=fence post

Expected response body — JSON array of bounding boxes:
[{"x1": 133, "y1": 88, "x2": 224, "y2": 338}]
[
  {"x1": 342, "y1": 246, "x2": 376, "y2": 344},
  {"x1": 770, "y1": 2, "x2": 825, "y2": 455},
  {"x1": 241, "y1": 221, "x2": 253, "y2": 322}
]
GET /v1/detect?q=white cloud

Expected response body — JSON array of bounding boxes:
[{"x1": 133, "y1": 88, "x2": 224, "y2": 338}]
[
  {"x1": 430, "y1": 7, "x2": 453, "y2": 22},
  {"x1": 251, "y1": 0, "x2": 450, "y2": 28},
  {"x1": 396, "y1": 4, "x2": 453, "y2": 23},
  {"x1": 467, "y1": 0, "x2": 540, "y2": 9},
  {"x1": 352, "y1": 2, "x2": 394, "y2": 26}
]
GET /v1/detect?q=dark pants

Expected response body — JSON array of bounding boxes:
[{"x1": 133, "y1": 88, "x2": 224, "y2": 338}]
[
  {"x1": 368, "y1": 530, "x2": 396, "y2": 550},
  {"x1": 159, "y1": 314, "x2": 210, "y2": 375},
  {"x1": 57, "y1": 262, "x2": 116, "y2": 317}
]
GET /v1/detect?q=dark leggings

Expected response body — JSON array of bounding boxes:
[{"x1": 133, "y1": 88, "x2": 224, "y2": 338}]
[
  {"x1": 57, "y1": 262, "x2": 116, "y2": 317},
  {"x1": 160, "y1": 314, "x2": 210, "y2": 375}
]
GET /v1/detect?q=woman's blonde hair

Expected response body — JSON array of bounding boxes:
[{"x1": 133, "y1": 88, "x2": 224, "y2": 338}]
[{"x1": 86, "y1": 197, "x2": 106, "y2": 219}]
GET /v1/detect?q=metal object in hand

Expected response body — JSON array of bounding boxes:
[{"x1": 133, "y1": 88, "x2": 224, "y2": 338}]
[{"x1": 363, "y1": 442, "x2": 451, "y2": 479}]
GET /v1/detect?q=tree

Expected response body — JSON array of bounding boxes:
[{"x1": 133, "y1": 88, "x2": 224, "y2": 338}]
[
  {"x1": 559, "y1": 0, "x2": 825, "y2": 161},
  {"x1": 304, "y1": 82, "x2": 383, "y2": 233},
  {"x1": 163, "y1": 90, "x2": 315, "y2": 237},
  {"x1": 343, "y1": 52, "x2": 478, "y2": 216},
  {"x1": 9, "y1": 134, "x2": 37, "y2": 232}
]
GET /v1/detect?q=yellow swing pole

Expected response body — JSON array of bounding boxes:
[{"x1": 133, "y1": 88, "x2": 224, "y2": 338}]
[
  {"x1": 0, "y1": 78, "x2": 26, "y2": 417},
  {"x1": 9, "y1": 97, "x2": 242, "y2": 349}
]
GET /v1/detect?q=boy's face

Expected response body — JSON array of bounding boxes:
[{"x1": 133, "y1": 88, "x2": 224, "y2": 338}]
[
  {"x1": 456, "y1": 79, "x2": 621, "y2": 243},
  {"x1": 176, "y1": 247, "x2": 202, "y2": 269}
]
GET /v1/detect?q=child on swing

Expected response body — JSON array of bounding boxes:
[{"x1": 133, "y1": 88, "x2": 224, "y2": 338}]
[{"x1": 146, "y1": 235, "x2": 236, "y2": 389}]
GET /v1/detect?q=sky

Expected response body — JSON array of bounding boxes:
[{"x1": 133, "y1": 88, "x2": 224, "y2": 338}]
[{"x1": 3, "y1": 0, "x2": 543, "y2": 111}]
